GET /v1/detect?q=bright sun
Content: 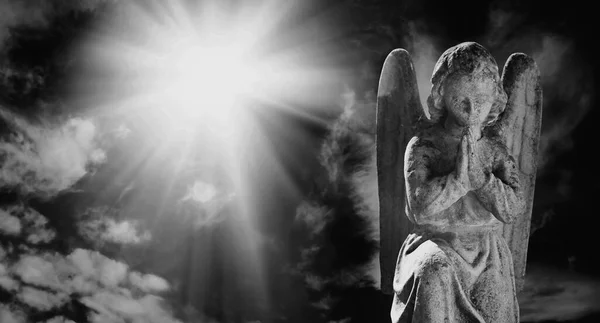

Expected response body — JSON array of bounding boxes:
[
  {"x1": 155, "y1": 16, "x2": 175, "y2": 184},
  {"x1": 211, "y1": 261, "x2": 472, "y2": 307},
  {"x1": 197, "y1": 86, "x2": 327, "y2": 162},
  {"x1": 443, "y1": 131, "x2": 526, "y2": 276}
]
[
  {"x1": 155, "y1": 38, "x2": 257, "y2": 131},
  {"x1": 88, "y1": 0, "x2": 338, "y2": 144},
  {"x1": 82, "y1": 0, "x2": 341, "y2": 302},
  {"x1": 87, "y1": 0, "x2": 285, "y2": 141}
]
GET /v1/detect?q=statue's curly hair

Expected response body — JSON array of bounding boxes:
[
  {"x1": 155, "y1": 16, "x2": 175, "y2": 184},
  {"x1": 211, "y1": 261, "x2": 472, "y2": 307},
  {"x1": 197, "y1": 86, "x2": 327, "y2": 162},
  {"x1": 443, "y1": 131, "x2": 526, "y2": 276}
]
[{"x1": 426, "y1": 42, "x2": 507, "y2": 126}]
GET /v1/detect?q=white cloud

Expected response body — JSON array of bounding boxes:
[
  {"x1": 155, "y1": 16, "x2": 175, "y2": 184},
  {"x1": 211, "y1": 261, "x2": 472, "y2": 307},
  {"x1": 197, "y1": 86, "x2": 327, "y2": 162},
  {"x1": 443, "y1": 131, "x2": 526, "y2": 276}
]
[
  {"x1": 18, "y1": 286, "x2": 69, "y2": 311},
  {"x1": 0, "y1": 275, "x2": 19, "y2": 292},
  {"x1": 0, "y1": 109, "x2": 105, "y2": 198},
  {"x1": 102, "y1": 220, "x2": 151, "y2": 244},
  {"x1": 65, "y1": 274, "x2": 98, "y2": 295},
  {"x1": 295, "y1": 203, "x2": 330, "y2": 237},
  {"x1": 179, "y1": 180, "x2": 235, "y2": 228},
  {"x1": 12, "y1": 254, "x2": 62, "y2": 290},
  {"x1": 67, "y1": 249, "x2": 95, "y2": 278},
  {"x1": 44, "y1": 316, "x2": 76, "y2": 323},
  {"x1": 26, "y1": 228, "x2": 56, "y2": 244},
  {"x1": 22, "y1": 207, "x2": 56, "y2": 244},
  {"x1": 82, "y1": 291, "x2": 145, "y2": 317},
  {"x1": 87, "y1": 312, "x2": 122, "y2": 323},
  {"x1": 129, "y1": 272, "x2": 170, "y2": 293},
  {"x1": 1, "y1": 205, "x2": 56, "y2": 245},
  {"x1": 0, "y1": 208, "x2": 21, "y2": 235},
  {"x1": 77, "y1": 207, "x2": 152, "y2": 246},
  {"x1": 0, "y1": 305, "x2": 25, "y2": 323},
  {"x1": 405, "y1": 22, "x2": 441, "y2": 116},
  {"x1": 137, "y1": 295, "x2": 182, "y2": 323},
  {"x1": 0, "y1": 245, "x2": 179, "y2": 322},
  {"x1": 82, "y1": 292, "x2": 182, "y2": 323},
  {"x1": 68, "y1": 248, "x2": 128, "y2": 288},
  {"x1": 182, "y1": 180, "x2": 218, "y2": 203}
]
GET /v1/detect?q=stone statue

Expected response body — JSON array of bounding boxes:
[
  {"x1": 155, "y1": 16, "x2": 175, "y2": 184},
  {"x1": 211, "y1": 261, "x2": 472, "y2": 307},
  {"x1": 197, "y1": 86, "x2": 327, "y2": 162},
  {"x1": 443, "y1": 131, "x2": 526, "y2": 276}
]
[{"x1": 376, "y1": 42, "x2": 542, "y2": 322}]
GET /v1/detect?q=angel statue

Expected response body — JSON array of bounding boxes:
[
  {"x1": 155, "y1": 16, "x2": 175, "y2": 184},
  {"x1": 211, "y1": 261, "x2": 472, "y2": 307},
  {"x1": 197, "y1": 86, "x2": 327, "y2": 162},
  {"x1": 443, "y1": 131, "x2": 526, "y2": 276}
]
[{"x1": 376, "y1": 42, "x2": 542, "y2": 322}]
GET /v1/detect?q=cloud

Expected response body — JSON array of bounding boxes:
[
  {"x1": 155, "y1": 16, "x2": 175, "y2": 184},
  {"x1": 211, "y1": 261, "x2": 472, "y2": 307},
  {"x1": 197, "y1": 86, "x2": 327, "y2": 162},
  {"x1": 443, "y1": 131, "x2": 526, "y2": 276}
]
[
  {"x1": 77, "y1": 206, "x2": 152, "y2": 249},
  {"x1": 519, "y1": 265, "x2": 600, "y2": 322},
  {"x1": 318, "y1": 91, "x2": 382, "y2": 287},
  {"x1": 0, "y1": 203, "x2": 180, "y2": 322},
  {"x1": 21, "y1": 206, "x2": 56, "y2": 244},
  {"x1": 44, "y1": 317, "x2": 76, "y2": 323},
  {"x1": 482, "y1": 10, "x2": 594, "y2": 171},
  {"x1": 0, "y1": 305, "x2": 26, "y2": 323},
  {"x1": 179, "y1": 179, "x2": 235, "y2": 229},
  {"x1": 0, "y1": 205, "x2": 57, "y2": 247},
  {"x1": 13, "y1": 254, "x2": 63, "y2": 290},
  {"x1": 128, "y1": 272, "x2": 170, "y2": 293},
  {"x1": 80, "y1": 217, "x2": 152, "y2": 245},
  {"x1": 0, "y1": 274, "x2": 19, "y2": 292},
  {"x1": 0, "y1": 65, "x2": 45, "y2": 99},
  {"x1": 18, "y1": 286, "x2": 69, "y2": 311},
  {"x1": 68, "y1": 248, "x2": 128, "y2": 288},
  {"x1": 295, "y1": 202, "x2": 331, "y2": 237},
  {"x1": 0, "y1": 246, "x2": 181, "y2": 322},
  {"x1": 82, "y1": 292, "x2": 181, "y2": 323},
  {"x1": 0, "y1": 0, "x2": 115, "y2": 50},
  {"x1": 0, "y1": 109, "x2": 106, "y2": 198},
  {"x1": 103, "y1": 220, "x2": 151, "y2": 244},
  {"x1": 0, "y1": 208, "x2": 22, "y2": 235},
  {"x1": 183, "y1": 180, "x2": 218, "y2": 203},
  {"x1": 293, "y1": 87, "x2": 381, "y2": 320},
  {"x1": 403, "y1": 22, "x2": 442, "y2": 116},
  {"x1": 530, "y1": 36, "x2": 592, "y2": 169},
  {"x1": 326, "y1": 93, "x2": 382, "y2": 286}
]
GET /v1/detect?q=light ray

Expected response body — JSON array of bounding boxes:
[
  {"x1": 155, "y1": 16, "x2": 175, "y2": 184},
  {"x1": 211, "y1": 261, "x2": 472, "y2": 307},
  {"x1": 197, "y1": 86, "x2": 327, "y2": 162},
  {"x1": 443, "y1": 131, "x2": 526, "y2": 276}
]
[{"x1": 77, "y1": 0, "x2": 347, "y2": 317}]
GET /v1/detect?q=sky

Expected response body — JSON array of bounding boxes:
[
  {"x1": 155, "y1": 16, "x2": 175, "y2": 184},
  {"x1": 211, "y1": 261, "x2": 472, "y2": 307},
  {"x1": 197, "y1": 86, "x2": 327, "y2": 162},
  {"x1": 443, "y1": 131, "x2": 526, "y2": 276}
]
[{"x1": 0, "y1": 0, "x2": 599, "y2": 322}]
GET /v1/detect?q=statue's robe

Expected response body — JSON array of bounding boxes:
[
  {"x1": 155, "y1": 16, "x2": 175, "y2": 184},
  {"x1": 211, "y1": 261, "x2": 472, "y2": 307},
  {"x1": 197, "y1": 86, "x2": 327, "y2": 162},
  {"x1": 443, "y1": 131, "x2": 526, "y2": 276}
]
[{"x1": 392, "y1": 129, "x2": 523, "y2": 323}]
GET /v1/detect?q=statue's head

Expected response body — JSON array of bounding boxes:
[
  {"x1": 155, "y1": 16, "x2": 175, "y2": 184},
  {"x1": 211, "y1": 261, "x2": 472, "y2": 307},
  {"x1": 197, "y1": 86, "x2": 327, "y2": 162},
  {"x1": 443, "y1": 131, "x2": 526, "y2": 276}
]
[{"x1": 426, "y1": 42, "x2": 507, "y2": 129}]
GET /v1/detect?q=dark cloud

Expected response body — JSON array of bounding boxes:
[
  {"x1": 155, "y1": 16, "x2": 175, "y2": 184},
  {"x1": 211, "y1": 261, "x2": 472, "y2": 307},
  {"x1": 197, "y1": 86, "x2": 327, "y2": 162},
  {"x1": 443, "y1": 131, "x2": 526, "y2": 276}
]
[
  {"x1": 291, "y1": 3, "x2": 598, "y2": 321},
  {"x1": 481, "y1": 10, "x2": 595, "y2": 171},
  {"x1": 519, "y1": 265, "x2": 600, "y2": 322},
  {"x1": 0, "y1": 0, "x2": 113, "y2": 49}
]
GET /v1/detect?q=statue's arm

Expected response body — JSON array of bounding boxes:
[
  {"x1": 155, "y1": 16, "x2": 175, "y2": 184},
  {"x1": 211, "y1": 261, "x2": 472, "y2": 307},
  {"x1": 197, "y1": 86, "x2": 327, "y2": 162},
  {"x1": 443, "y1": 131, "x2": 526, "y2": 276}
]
[
  {"x1": 404, "y1": 136, "x2": 470, "y2": 224},
  {"x1": 472, "y1": 143, "x2": 525, "y2": 223}
]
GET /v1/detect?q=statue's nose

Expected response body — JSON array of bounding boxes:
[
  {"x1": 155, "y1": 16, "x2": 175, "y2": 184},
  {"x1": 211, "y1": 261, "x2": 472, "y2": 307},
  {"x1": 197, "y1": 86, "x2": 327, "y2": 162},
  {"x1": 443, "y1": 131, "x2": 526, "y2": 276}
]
[{"x1": 462, "y1": 99, "x2": 472, "y2": 114}]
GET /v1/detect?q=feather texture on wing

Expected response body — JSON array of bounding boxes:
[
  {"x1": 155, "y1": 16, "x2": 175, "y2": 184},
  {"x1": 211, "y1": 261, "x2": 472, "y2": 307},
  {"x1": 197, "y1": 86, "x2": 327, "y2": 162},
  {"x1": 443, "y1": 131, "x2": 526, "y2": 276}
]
[
  {"x1": 376, "y1": 49, "x2": 425, "y2": 294},
  {"x1": 495, "y1": 53, "x2": 543, "y2": 292}
]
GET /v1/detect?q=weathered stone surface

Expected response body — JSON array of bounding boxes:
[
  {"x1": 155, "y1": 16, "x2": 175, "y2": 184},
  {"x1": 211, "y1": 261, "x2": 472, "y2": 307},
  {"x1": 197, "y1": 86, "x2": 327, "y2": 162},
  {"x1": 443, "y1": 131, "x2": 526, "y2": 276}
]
[
  {"x1": 376, "y1": 49, "x2": 422, "y2": 295},
  {"x1": 497, "y1": 53, "x2": 543, "y2": 292},
  {"x1": 376, "y1": 42, "x2": 542, "y2": 322}
]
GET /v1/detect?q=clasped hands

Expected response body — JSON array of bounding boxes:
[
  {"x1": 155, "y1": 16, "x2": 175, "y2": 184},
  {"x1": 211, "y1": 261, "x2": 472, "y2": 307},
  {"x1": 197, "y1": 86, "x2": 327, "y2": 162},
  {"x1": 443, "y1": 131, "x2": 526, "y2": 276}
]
[{"x1": 456, "y1": 128, "x2": 490, "y2": 191}]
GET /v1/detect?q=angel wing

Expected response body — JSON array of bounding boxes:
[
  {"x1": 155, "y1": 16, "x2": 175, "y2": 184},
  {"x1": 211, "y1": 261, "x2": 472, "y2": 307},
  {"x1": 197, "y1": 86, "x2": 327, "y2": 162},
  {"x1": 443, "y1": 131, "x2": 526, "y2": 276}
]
[
  {"x1": 495, "y1": 53, "x2": 543, "y2": 292},
  {"x1": 376, "y1": 49, "x2": 425, "y2": 294}
]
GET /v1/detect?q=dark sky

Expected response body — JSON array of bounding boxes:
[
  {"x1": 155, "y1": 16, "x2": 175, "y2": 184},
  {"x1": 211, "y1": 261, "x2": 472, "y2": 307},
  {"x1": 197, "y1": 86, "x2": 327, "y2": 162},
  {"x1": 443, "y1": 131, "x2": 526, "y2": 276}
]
[{"x1": 0, "y1": 0, "x2": 599, "y2": 322}]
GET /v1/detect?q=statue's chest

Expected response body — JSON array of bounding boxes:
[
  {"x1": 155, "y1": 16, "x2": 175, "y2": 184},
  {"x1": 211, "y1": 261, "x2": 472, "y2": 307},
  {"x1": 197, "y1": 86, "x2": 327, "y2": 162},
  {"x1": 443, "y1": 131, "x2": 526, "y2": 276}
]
[
  {"x1": 429, "y1": 139, "x2": 495, "y2": 176},
  {"x1": 432, "y1": 146, "x2": 458, "y2": 175}
]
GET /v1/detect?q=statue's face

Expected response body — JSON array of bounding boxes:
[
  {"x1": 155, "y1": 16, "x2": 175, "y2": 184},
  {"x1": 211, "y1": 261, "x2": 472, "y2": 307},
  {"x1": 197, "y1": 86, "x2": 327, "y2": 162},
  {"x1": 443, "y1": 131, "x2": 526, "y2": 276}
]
[{"x1": 442, "y1": 70, "x2": 496, "y2": 128}]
